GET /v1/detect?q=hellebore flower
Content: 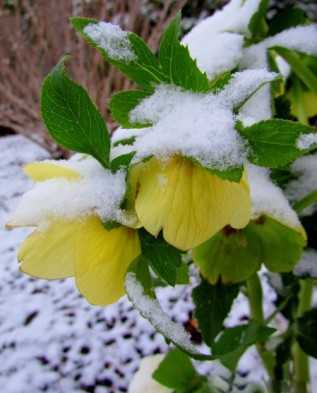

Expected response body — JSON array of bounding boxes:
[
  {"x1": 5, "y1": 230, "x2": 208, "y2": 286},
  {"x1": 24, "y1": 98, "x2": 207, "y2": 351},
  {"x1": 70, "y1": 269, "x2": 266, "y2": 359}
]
[
  {"x1": 128, "y1": 155, "x2": 250, "y2": 251},
  {"x1": 193, "y1": 164, "x2": 307, "y2": 284},
  {"x1": 112, "y1": 71, "x2": 278, "y2": 250},
  {"x1": 6, "y1": 158, "x2": 140, "y2": 305}
]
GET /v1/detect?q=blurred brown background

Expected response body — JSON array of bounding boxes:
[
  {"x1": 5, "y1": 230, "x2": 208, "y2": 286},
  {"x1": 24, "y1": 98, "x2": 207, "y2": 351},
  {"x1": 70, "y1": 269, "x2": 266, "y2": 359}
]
[{"x1": 0, "y1": 0, "x2": 316, "y2": 157}]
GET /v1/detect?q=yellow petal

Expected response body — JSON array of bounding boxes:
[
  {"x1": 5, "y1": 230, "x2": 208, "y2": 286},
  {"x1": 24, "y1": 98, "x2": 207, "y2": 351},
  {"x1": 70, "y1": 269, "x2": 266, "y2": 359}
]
[
  {"x1": 74, "y1": 216, "x2": 140, "y2": 306},
  {"x1": 132, "y1": 156, "x2": 251, "y2": 250},
  {"x1": 18, "y1": 219, "x2": 78, "y2": 279},
  {"x1": 24, "y1": 162, "x2": 80, "y2": 181}
]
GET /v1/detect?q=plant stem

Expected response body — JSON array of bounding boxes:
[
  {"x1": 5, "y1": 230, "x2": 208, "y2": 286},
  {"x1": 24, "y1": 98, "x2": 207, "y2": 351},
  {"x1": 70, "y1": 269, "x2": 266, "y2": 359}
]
[
  {"x1": 247, "y1": 273, "x2": 275, "y2": 380},
  {"x1": 293, "y1": 279, "x2": 313, "y2": 393}
]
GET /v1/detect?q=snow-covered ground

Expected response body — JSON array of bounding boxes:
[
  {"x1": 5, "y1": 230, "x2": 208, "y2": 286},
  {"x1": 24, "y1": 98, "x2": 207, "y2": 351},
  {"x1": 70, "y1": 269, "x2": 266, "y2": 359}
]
[{"x1": 0, "y1": 135, "x2": 316, "y2": 393}]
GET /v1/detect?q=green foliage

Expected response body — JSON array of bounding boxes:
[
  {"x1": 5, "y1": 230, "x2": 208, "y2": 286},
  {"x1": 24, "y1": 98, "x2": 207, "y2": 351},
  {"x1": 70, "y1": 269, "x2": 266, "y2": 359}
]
[
  {"x1": 273, "y1": 47, "x2": 317, "y2": 93},
  {"x1": 138, "y1": 230, "x2": 183, "y2": 286},
  {"x1": 158, "y1": 12, "x2": 210, "y2": 92},
  {"x1": 72, "y1": 14, "x2": 210, "y2": 93},
  {"x1": 41, "y1": 57, "x2": 110, "y2": 168},
  {"x1": 294, "y1": 190, "x2": 317, "y2": 213},
  {"x1": 71, "y1": 17, "x2": 165, "y2": 90},
  {"x1": 212, "y1": 322, "x2": 275, "y2": 371},
  {"x1": 109, "y1": 90, "x2": 152, "y2": 128},
  {"x1": 248, "y1": 0, "x2": 269, "y2": 42},
  {"x1": 110, "y1": 152, "x2": 135, "y2": 172},
  {"x1": 153, "y1": 349, "x2": 202, "y2": 391},
  {"x1": 128, "y1": 255, "x2": 154, "y2": 297},
  {"x1": 237, "y1": 119, "x2": 317, "y2": 168},
  {"x1": 269, "y1": 7, "x2": 309, "y2": 36},
  {"x1": 295, "y1": 308, "x2": 317, "y2": 358},
  {"x1": 193, "y1": 279, "x2": 240, "y2": 346}
]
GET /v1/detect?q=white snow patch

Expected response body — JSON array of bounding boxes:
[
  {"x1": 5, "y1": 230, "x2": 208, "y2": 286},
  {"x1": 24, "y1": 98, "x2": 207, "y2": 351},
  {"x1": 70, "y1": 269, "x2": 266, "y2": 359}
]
[
  {"x1": 184, "y1": 32, "x2": 244, "y2": 79},
  {"x1": 125, "y1": 272, "x2": 201, "y2": 356},
  {"x1": 84, "y1": 21, "x2": 135, "y2": 62},
  {"x1": 241, "y1": 25, "x2": 317, "y2": 70},
  {"x1": 183, "y1": 0, "x2": 264, "y2": 78},
  {"x1": 296, "y1": 133, "x2": 317, "y2": 150},
  {"x1": 7, "y1": 156, "x2": 128, "y2": 228},
  {"x1": 286, "y1": 153, "x2": 317, "y2": 216},
  {"x1": 248, "y1": 164, "x2": 301, "y2": 229},
  {"x1": 294, "y1": 249, "x2": 317, "y2": 278},
  {"x1": 127, "y1": 73, "x2": 275, "y2": 170}
]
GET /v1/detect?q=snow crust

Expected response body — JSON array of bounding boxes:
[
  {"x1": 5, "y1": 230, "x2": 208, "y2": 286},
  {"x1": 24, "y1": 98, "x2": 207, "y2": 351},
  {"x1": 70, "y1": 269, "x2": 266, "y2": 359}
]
[
  {"x1": 84, "y1": 21, "x2": 135, "y2": 62},
  {"x1": 248, "y1": 164, "x2": 301, "y2": 229},
  {"x1": 125, "y1": 272, "x2": 200, "y2": 356},
  {"x1": 183, "y1": 0, "x2": 262, "y2": 79},
  {"x1": 296, "y1": 133, "x2": 317, "y2": 150},
  {"x1": 286, "y1": 153, "x2": 317, "y2": 216},
  {"x1": 7, "y1": 156, "x2": 128, "y2": 228},
  {"x1": 294, "y1": 249, "x2": 317, "y2": 278},
  {"x1": 242, "y1": 25, "x2": 317, "y2": 70},
  {"x1": 118, "y1": 70, "x2": 276, "y2": 171}
]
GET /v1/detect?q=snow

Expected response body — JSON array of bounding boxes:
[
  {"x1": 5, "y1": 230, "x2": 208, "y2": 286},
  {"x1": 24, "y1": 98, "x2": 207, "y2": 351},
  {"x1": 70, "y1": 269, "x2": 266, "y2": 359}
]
[
  {"x1": 183, "y1": 0, "x2": 263, "y2": 79},
  {"x1": 184, "y1": 32, "x2": 244, "y2": 80},
  {"x1": 294, "y1": 249, "x2": 317, "y2": 278},
  {"x1": 248, "y1": 164, "x2": 302, "y2": 229},
  {"x1": 125, "y1": 272, "x2": 201, "y2": 356},
  {"x1": 296, "y1": 133, "x2": 317, "y2": 150},
  {"x1": 286, "y1": 153, "x2": 317, "y2": 216},
  {"x1": 242, "y1": 25, "x2": 317, "y2": 70},
  {"x1": 84, "y1": 21, "x2": 136, "y2": 62},
  {"x1": 7, "y1": 156, "x2": 129, "y2": 229},
  {"x1": 124, "y1": 71, "x2": 276, "y2": 171},
  {"x1": 1, "y1": 136, "x2": 317, "y2": 392}
]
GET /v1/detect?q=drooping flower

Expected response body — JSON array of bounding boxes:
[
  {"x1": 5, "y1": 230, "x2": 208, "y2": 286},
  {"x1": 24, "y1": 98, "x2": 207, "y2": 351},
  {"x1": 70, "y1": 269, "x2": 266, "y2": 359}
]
[
  {"x1": 6, "y1": 157, "x2": 140, "y2": 306},
  {"x1": 112, "y1": 71, "x2": 278, "y2": 250},
  {"x1": 128, "y1": 156, "x2": 250, "y2": 251},
  {"x1": 193, "y1": 164, "x2": 307, "y2": 284}
]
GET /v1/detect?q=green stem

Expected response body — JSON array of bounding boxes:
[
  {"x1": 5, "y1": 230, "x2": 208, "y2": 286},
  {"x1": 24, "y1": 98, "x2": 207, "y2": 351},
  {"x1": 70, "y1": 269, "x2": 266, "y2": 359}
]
[
  {"x1": 247, "y1": 273, "x2": 275, "y2": 380},
  {"x1": 293, "y1": 279, "x2": 313, "y2": 393}
]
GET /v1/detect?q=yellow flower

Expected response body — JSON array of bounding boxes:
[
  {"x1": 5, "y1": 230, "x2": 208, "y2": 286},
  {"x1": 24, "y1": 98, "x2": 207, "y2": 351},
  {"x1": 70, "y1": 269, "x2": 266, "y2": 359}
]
[
  {"x1": 129, "y1": 156, "x2": 251, "y2": 251},
  {"x1": 7, "y1": 161, "x2": 141, "y2": 306}
]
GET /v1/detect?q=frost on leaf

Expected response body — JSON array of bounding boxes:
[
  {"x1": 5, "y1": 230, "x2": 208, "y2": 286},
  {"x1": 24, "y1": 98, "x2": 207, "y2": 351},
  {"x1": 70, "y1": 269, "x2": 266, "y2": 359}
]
[{"x1": 84, "y1": 21, "x2": 136, "y2": 62}]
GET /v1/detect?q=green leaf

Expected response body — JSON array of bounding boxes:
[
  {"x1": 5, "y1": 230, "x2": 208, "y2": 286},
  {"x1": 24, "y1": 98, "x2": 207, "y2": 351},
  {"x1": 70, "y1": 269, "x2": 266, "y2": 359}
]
[
  {"x1": 248, "y1": 0, "x2": 269, "y2": 42},
  {"x1": 269, "y1": 7, "x2": 309, "y2": 36},
  {"x1": 193, "y1": 227, "x2": 262, "y2": 284},
  {"x1": 237, "y1": 119, "x2": 316, "y2": 168},
  {"x1": 189, "y1": 156, "x2": 243, "y2": 182},
  {"x1": 294, "y1": 189, "x2": 317, "y2": 214},
  {"x1": 41, "y1": 57, "x2": 110, "y2": 167},
  {"x1": 109, "y1": 90, "x2": 152, "y2": 128},
  {"x1": 176, "y1": 263, "x2": 190, "y2": 285},
  {"x1": 128, "y1": 254, "x2": 154, "y2": 297},
  {"x1": 212, "y1": 321, "x2": 275, "y2": 371},
  {"x1": 139, "y1": 230, "x2": 182, "y2": 286},
  {"x1": 208, "y1": 71, "x2": 232, "y2": 93},
  {"x1": 110, "y1": 151, "x2": 135, "y2": 172},
  {"x1": 152, "y1": 349, "x2": 201, "y2": 390},
  {"x1": 71, "y1": 17, "x2": 166, "y2": 89},
  {"x1": 295, "y1": 308, "x2": 317, "y2": 358},
  {"x1": 248, "y1": 216, "x2": 306, "y2": 273},
  {"x1": 193, "y1": 279, "x2": 240, "y2": 347},
  {"x1": 159, "y1": 12, "x2": 210, "y2": 92},
  {"x1": 273, "y1": 47, "x2": 317, "y2": 93}
]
